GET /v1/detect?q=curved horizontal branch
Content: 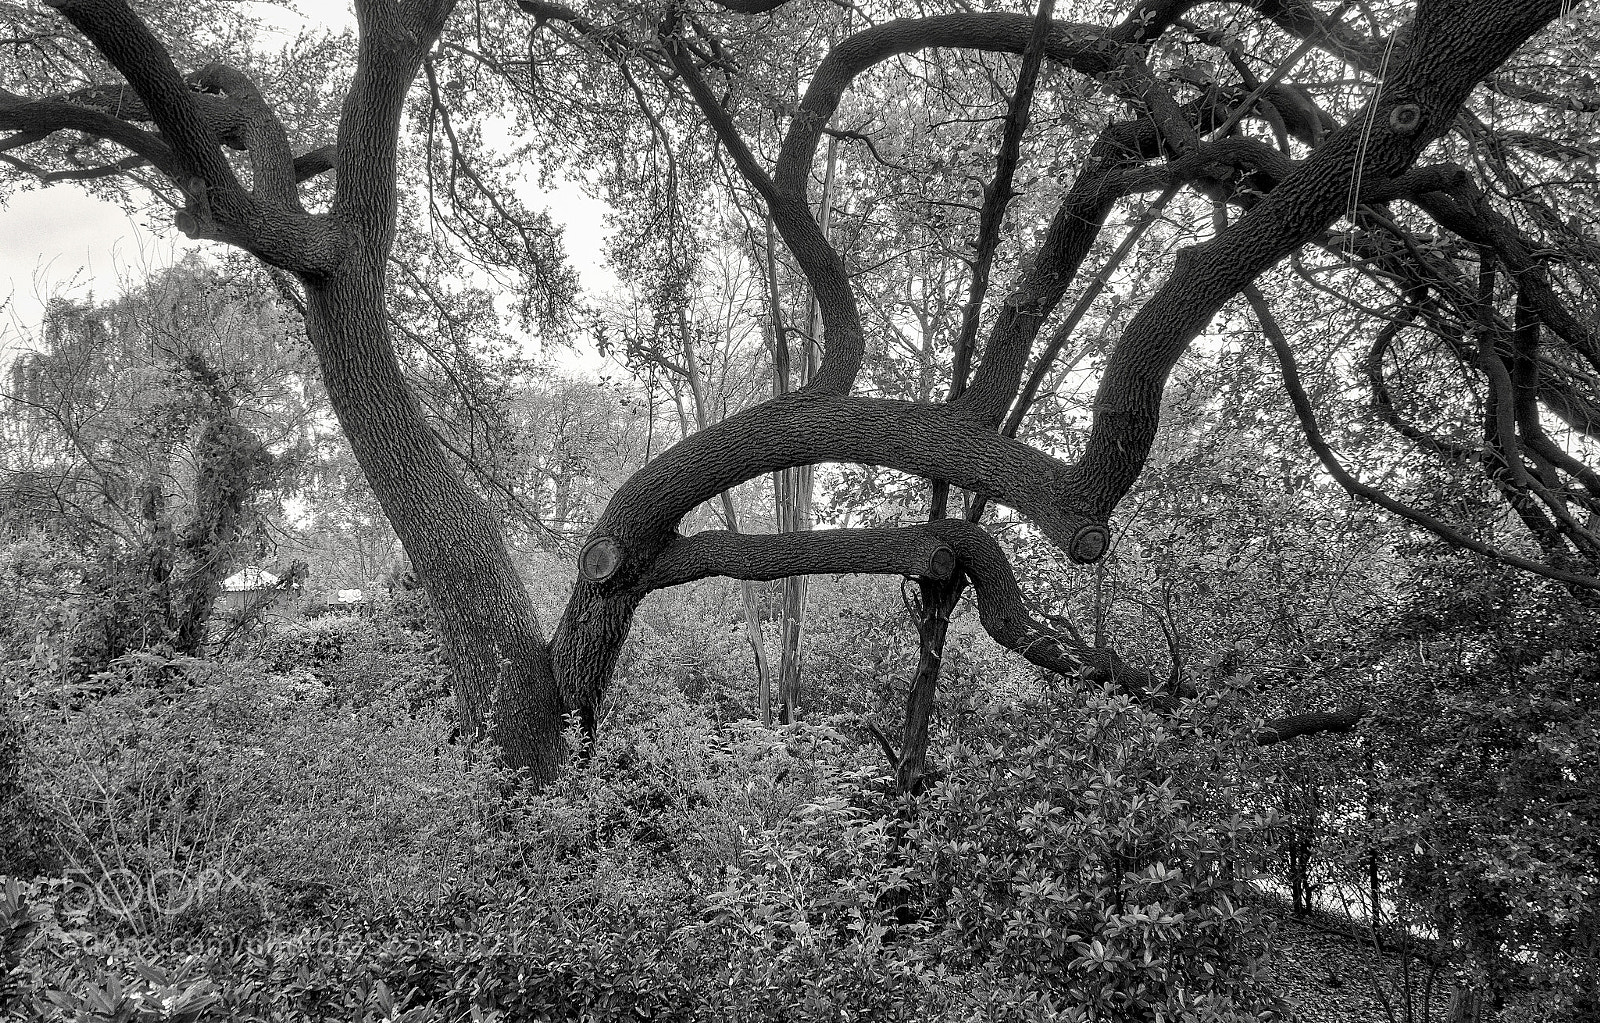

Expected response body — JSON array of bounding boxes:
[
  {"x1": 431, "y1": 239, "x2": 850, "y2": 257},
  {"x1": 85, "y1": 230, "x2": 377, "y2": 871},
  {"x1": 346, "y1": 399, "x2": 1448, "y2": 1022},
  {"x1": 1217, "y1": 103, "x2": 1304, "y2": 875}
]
[
  {"x1": 923, "y1": 519, "x2": 1163, "y2": 695},
  {"x1": 0, "y1": 150, "x2": 145, "y2": 183},
  {"x1": 706, "y1": 0, "x2": 795, "y2": 12},
  {"x1": 775, "y1": 0, "x2": 1395, "y2": 216},
  {"x1": 1116, "y1": 0, "x2": 1380, "y2": 69},
  {"x1": 643, "y1": 527, "x2": 957, "y2": 589},
  {"x1": 644, "y1": 519, "x2": 1163, "y2": 696},
  {"x1": 590, "y1": 393, "x2": 1101, "y2": 568},
  {"x1": 774, "y1": 14, "x2": 1117, "y2": 204},
  {"x1": 0, "y1": 91, "x2": 176, "y2": 173},
  {"x1": 643, "y1": 521, "x2": 1369, "y2": 745},
  {"x1": 552, "y1": 397, "x2": 1109, "y2": 707},
  {"x1": 293, "y1": 144, "x2": 337, "y2": 182}
]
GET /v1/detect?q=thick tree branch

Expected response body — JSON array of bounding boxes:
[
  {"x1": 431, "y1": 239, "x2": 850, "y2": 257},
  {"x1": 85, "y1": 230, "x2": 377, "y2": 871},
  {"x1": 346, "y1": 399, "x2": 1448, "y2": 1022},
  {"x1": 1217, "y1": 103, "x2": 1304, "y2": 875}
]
[
  {"x1": 638, "y1": 517, "x2": 1376, "y2": 753},
  {"x1": 644, "y1": 527, "x2": 957, "y2": 589},
  {"x1": 0, "y1": 91, "x2": 176, "y2": 173},
  {"x1": 999, "y1": 182, "x2": 1178, "y2": 436},
  {"x1": 293, "y1": 144, "x2": 337, "y2": 182},
  {"x1": 1072, "y1": 0, "x2": 1575, "y2": 518},
  {"x1": 641, "y1": 519, "x2": 1163, "y2": 697},
  {"x1": 43, "y1": 0, "x2": 241, "y2": 190},
  {"x1": 190, "y1": 62, "x2": 301, "y2": 209},
  {"x1": 660, "y1": 17, "x2": 861, "y2": 395},
  {"x1": 924, "y1": 518, "x2": 1163, "y2": 695},
  {"x1": 29, "y1": 2, "x2": 347, "y2": 273},
  {"x1": 1257, "y1": 706, "x2": 1365, "y2": 745},
  {"x1": 551, "y1": 391, "x2": 1109, "y2": 709}
]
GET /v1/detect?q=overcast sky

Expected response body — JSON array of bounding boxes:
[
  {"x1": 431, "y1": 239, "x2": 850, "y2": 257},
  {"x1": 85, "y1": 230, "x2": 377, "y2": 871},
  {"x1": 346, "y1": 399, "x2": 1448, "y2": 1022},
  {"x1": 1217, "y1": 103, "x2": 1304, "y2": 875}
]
[
  {"x1": 0, "y1": 179, "x2": 615, "y2": 369},
  {"x1": 0, "y1": 188, "x2": 193, "y2": 351}
]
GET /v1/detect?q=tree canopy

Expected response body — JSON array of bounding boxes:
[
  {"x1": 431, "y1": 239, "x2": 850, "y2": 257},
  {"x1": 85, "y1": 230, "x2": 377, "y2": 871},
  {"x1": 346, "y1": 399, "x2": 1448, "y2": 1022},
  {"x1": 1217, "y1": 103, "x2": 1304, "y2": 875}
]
[{"x1": 2, "y1": 0, "x2": 1596, "y2": 789}]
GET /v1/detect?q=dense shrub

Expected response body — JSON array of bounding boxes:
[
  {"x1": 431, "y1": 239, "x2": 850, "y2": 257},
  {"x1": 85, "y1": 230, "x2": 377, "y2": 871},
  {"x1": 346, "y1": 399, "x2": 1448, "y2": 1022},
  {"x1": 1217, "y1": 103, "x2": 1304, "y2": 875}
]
[
  {"x1": 0, "y1": 534, "x2": 88, "y2": 687},
  {"x1": 713, "y1": 680, "x2": 1284, "y2": 1023},
  {"x1": 5, "y1": 641, "x2": 1294, "y2": 1022},
  {"x1": 2, "y1": 550, "x2": 1305, "y2": 1023},
  {"x1": 19, "y1": 661, "x2": 496, "y2": 931},
  {"x1": 1366, "y1": 560, "x2": 1599, "y2": 1019},
  {"x1": 242, "y1": 597, "x2": 450, "y2": 713},
  {"x1": 0, "y1": 690, "x2": 52, "y2": 878}
]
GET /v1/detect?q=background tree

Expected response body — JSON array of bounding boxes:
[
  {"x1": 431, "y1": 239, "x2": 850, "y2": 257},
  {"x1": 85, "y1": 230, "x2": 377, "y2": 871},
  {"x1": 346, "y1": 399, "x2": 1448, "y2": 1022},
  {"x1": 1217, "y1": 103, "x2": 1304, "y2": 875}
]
[{"x1": 2, "y1": 255, "x2": 305, "y2": 668}]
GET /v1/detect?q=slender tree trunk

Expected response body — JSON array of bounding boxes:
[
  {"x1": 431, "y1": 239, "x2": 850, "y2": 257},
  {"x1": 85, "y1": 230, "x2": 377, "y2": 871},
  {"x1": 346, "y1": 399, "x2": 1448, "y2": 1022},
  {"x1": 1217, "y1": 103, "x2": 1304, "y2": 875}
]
[
  {"x1": 760, "y1": 210, "x2": 808, "y2": 725},
  {"x1": 304, "y1": 257, "x2": 567, "y2": 782},
  {"x1": 676, "y1": 309, "x2": 774, "y2": 721},
  {"x1": 771, "y1": 134, "x2": 837, "y2": 723},
  {"x1": 897, "y1": 574, "x2": 962, "y2": 791}
]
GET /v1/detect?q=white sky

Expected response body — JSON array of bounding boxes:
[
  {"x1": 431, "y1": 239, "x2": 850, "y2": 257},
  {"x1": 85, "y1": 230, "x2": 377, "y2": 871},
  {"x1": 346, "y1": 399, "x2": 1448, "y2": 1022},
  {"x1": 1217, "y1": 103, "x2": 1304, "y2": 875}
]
[{"x1": 0, "y1": 182, "x2": 614, "y2": 359}]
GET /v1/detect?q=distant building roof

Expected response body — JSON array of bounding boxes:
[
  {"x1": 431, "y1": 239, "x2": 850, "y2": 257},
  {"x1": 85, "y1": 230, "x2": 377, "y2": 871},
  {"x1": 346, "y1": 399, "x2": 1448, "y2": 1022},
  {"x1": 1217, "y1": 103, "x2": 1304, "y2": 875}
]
[{"x1": 222, "y1": 567, "x2": 280, "y2": 592}]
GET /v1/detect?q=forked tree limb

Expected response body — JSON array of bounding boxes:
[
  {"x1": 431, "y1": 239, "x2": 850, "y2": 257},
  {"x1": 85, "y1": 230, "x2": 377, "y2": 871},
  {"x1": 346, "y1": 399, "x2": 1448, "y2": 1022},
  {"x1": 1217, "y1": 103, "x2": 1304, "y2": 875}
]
[
  {"x1": 28, "y1": 1, "x2": 347, "y2": 274},
  {"x1": 41, "y1": 0, "x2": 243, "y2": 191},
  {"x1": 1071, "y1": 0, "x2": 1577, "y2": 517},
  {"x1": 1414, "y1": 183, "x2": 1600, "y2": 374},
  {"x1": 660, "y1": 17, "x2": 862, "y2": 394},
  {"x1": 191, "y1": 62, "x2": 302, "y2": 209},
  {"x1": 549, "y1": 389, "x2": 1107, "y2": 709},
  {"x1": 956, "y1": 114, "x2": 1192, "y2": 426}
]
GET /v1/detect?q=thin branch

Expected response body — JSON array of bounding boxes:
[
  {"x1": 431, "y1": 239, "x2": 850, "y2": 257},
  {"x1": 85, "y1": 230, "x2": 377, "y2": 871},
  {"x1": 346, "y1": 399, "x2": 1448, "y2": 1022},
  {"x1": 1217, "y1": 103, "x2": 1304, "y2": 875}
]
[
  {"x1": 1246, "y1": 285, "x2": 1600, "y2": 591},
  {"x1": 948, "y1": 0, "x2": 1057, "y2": 406}
]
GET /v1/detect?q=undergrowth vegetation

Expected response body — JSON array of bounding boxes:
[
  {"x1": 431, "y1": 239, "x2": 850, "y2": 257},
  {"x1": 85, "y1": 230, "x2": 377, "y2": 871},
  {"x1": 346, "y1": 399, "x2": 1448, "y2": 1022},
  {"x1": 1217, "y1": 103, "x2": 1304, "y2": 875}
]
[
  {"x1": 2, "y1": 586, "x2": 1293, "y2": 1022},
  {"x1": 2, "y1": 543, "x2": 1593, "y2": 1021}
]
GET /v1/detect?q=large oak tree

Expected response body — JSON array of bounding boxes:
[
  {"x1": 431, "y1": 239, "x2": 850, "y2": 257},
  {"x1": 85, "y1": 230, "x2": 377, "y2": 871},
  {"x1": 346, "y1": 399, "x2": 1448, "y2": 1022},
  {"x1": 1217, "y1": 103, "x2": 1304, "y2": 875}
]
[{"x1": 3, "y1": 0, "x2": 1595, "y2": 786}]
